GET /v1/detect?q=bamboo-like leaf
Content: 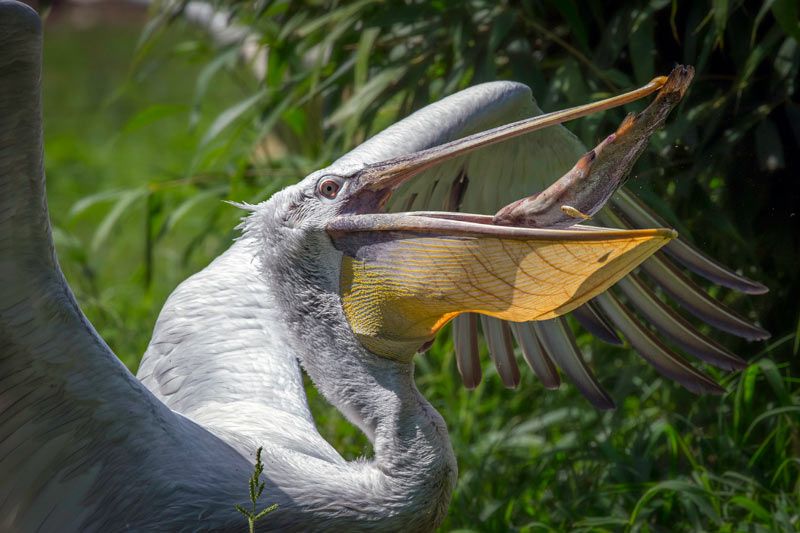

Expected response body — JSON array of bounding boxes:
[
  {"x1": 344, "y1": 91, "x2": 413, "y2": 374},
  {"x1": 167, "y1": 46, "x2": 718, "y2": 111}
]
[
  {"x1": 296, "y1": 0, "x2": 377, "y2": 37},
  {"x1": 90, "y1": 188, "x2": 148, "y2": 255},
  {"x1": 325, "y1": 67, "x2": 405, "y2": 127},
  {"x1": 488, "y1": 10, "x2": 514, "y2": 54},
  {"x1": 123, "y1": 104, "x2": 187, "y2": 134},
  {"x1": 69, "y1": 189, "x2": 131, "y2": 220},
  {"x1": 192, "y1": 47, "x2": 240, "y2": 127},
  {"x1": 553, "y1": 0, "x2": 589, "y2": 51},
  {"x1": 156, "y1": 185, "x2": 229, "y2": 242},
  {"x1": 794, "y1": 313, "x2": 800, "y2": 355},
  {"x1": 751, "y1": 0, "x2": 777, "y2": 46},
  {"x1": 755, "y1": 359, "x2": 790, "y2": 405},
  {"x1": 202, "y1": 89, "x2": 267, "y2": 146},
  {"x1": 729, "y1": 496, "x2": 772, "y2": 522},
  {"x1": 771, "y1": 0, "x2": 800, "y2": 42},
  {"x1": 629, "y1": 10, "x2": 655, "y2": 84},
  {"x1": 354, "y1": 28, "x2": 380, "y2": 90},
  {"x1": 712, "y1": 0, "x2": 729, "y2": 42}
]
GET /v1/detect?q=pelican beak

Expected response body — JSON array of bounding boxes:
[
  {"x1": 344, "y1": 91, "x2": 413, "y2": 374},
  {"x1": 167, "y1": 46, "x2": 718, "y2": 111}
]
[
  {"x1": 348, "y1": 73, "x2": 669, "y2": 200},
  {"x1": 327, "y1": 68, "x2": 693, "y2": 360},
  {"x1": 328, "y1": 213, "x2": 676, "y2": 360}
]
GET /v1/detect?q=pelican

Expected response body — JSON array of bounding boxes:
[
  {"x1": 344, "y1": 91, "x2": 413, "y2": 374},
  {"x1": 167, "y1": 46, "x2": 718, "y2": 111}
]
[{"x1": 0, "y1": 2, "x2": 768, "y2": 530}]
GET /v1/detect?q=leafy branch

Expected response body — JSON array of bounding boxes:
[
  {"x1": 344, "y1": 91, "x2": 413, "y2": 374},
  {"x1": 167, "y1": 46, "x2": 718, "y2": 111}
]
[{"x1": 235, "y1": 447, "x2": 278, "y2": 533}]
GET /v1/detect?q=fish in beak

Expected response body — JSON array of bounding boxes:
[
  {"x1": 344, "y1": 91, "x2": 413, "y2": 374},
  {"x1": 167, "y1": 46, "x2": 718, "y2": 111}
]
[
  {"x1": 327, "y1": 66, "x2": 694, "y2": 360},
  {"x1": 494, "y1": 65, "x2": 694, "y2": 228}
]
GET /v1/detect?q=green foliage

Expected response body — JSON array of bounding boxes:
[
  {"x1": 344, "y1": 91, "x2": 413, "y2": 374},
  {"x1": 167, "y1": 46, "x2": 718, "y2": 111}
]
[
  {"x1": 235, "y1": 447, "x2": 278, "y2": 533},
  {"x1": 423, "y1": 333, "x2": 800, "y2": 530},
  {"x1": 43, "y1": 0, "x2": 800, "y2": 531}
]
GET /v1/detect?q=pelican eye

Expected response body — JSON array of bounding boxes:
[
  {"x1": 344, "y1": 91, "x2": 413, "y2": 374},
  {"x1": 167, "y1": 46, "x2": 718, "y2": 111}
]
[{"x1": 318, "y1": 177, "x2": 342, "y2": 200}]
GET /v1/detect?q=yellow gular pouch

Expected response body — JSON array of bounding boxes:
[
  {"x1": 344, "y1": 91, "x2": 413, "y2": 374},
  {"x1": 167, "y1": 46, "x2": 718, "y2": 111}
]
[{"x1": 339, "y1": 229, "x2": 676, "y2": 360}]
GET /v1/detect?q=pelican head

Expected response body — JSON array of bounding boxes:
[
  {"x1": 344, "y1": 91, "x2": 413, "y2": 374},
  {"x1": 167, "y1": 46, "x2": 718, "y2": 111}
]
[{"x1": 242, "y1": 71, "x2": 689, "y2": 363}]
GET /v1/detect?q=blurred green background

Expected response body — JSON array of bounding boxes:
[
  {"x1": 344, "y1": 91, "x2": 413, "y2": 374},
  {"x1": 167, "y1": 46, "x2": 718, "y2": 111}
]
[{"x1": 37, "y1": 0, "x2": 798, "y2": 530}]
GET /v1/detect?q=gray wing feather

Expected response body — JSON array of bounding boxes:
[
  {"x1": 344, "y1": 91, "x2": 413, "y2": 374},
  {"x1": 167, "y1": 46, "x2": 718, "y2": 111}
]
[
  {"x1": 640, "y1": 255, "x2": 770, "y2": 340},
  {"x1": 480, "y1": 316, "x2": 520, "y2": 389},
  {"x1": 600, "y1": 208, "x2": 768, "y2": 340},
  {"x1": 594, "y1": 293, "x2": 725, "y2": 395},
  {"x1": 509, "y1": 322, "x2": 560, "y2": 389},
  {"x1": 453, "y1": 314, "x2": 481, "y2": 389},
  {"x1": 612, "y1": 189, "x2": 768, "y2": 294},
  {"x1": 571, "y1": 303, "x2": 623, "y2": 346},
  {"x1": 615, "y1": 276, "x2": 745, "y2": 371},
  {"x1": 532, "y1": 319, "x2": 614, "y2": 410},
  {"x1": 0, "y1": 5, "x2": 246, "y2": 528}
]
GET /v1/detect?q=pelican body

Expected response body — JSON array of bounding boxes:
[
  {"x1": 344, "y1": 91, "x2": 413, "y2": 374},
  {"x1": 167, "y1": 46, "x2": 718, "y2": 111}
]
[{"x1": 0, "y1": 2, "x2": 767, "y2": 530}]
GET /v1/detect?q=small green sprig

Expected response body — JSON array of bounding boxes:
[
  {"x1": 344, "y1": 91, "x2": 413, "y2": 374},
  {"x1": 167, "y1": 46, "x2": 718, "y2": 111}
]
[{"x1": 235, "y1": 447, "x2": 278, "y2": 533}]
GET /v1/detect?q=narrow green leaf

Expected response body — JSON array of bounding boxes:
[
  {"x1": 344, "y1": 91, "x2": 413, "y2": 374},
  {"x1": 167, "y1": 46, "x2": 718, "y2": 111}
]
[
  {"x1": 488, "y1": 11, "x2": 515, "y2": 53},
  {"x1": 355, "y1": 28, "x2": 380, "y2": 89},
  {"x1": 629, "y1": 480, "x2": 705, "y2": 526},
  {"x1": 772, "y1": 0, "x2": 800, "y2": 43},
  {"x1": 736, "y1": 26, "x2": 784, "y2": 100},
  {"x1": 756, "y1": 359, "x2": 790, "y2": 405},
  {"x1": 553, "y1": 0, "x2": 589, "y2": 51},
  {"x1": 277, "y1": 12, "x2": 310, "y2": 42},
  {"x1": 744, "y1": 406, "x2": 800, "y2": 440},
  {"x1": 730, "y1": 496, "x2": 772, "y2": 523},
  {"x1": 325, "y1": 67, "x2": 404, "y2": 127},
  {"x1": 69, "y1": 189, "x2": 129, "y2": 220},
  {"x1": 793, "y1": 313, "x2": 800, "y2": 355},
  {"x1": 629, "y1": 11, "x2": 655, "y2": 83},
  {"x1": 156, "y1": 186, "x2": 228, "y2": 242},
  {"x1": 202, "y1": 90, "x2": 267, "y2": 146},
  {"x1": 771, "y1": 457, "x2": 800, "y2": 486},
  {"x1": 712, "y1": 0, "x2": 729, "y2": 43},
  {"x1": 743, "y1": 363, "x2": 758, "y2": 406},
  {"x1": 296, "y1": 0, "x2": 376, "y2": 37},
  {"x1": 192, "y1": 47, "x2": 240, "y2": 127},
  {"x1": 123, "y1": 104, "x2": 187, "y2": 134},
  {"x1": 91, "y1": 188, "x2": 147, "y2": 255},
  {"x1": 751, "y1": 0, "x2": 776, "y2": 47}
]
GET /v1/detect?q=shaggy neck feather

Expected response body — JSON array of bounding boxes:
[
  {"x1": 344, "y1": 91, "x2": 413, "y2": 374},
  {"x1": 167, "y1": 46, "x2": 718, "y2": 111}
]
[{"x1": 258, "y1": 222, "x2": 458, "y2": 527}]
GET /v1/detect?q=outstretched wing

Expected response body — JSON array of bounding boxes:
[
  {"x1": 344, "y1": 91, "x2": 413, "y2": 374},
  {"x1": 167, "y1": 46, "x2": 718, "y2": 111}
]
[
  {"x1": 329, "y1": 81, "x2": 767, "y2": 408},
  {"x1": 0, "y1": 3, "x2": 248, "y2": 529}
]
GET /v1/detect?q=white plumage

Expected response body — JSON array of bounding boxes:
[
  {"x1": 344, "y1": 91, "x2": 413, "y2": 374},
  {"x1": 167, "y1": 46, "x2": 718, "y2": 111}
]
[{"x1": 0, "y1": 2, "x2": 766, "y2": 531}]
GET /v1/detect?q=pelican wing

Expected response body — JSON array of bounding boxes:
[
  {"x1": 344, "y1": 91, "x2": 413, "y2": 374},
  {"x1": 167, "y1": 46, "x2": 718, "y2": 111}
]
[
  {"x1": 0, "y1": 4, "x2": 247, "y2": 528},
  {"x1": 330, "y1": 81, "x2": 766, "y2": 406}
]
